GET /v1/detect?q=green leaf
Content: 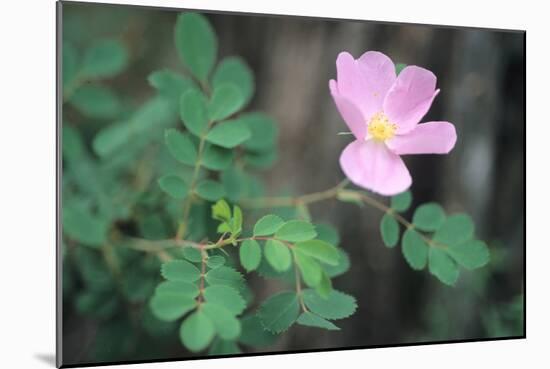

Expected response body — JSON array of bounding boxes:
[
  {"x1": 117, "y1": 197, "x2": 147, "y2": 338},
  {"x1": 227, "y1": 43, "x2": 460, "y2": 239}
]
[
  {"x1": 174, "y1": 13, "x2": 217, "y2": 82},
  {"x1": 217, "y1": 223, "x2": 231, "y2": 234},
  {"x1": 202, "y1": 303, "x2": 241, "y2": 340},
  {"x1": 63, "y1": 205, "x2": 108, "y2": 247},
  {"x1": 380, "y1": 214, "x2": 400, "y2": 248},
  {"x1": 265, "y1": 240, "x2": 292, "y2": 272},
  {"x1": 402, "y1": 229, "x2": 429, "y2": 270},
  {"x1": 244, "y1": 150, "x2": 277, "y2": 169},
  {"x1": 70, "y1": 85, "x2": 120, "y2": 119},
  {"x1": 257, "y1": 291, "x2": 300, "y2": 333},
  {"x1": 253, "y1": 215, "x2": 285, "y2": 236},
  {"x1": 391, "y1": 191, "x2": 412, "y2": 212},
  {"x1": 303, "y1": 289, "x2": 357, "y2": 320},
  {"x1": 205, "y1": 266, "x2": 244, "y2": 290},
  {"x1": 180, "y1": 88, "x2": 209, "y2": 137},
  {"x1": 213, "y1": 57, "x2": 254, "y2": 105},
  {"x1": 158, "y1": 175, "x2": 189, "y2": 199},
  {"x1": 238, "y1": 315, "x2": 278, "y2": 347},
  {"x1": 92, "y1": 97, "x2": 172, "y2": 157},
  {"x1": 196, "y1": 180, "x2": 225, "y2": 201},
  {"x1": 240, "y1": 239, "x2": 262, "y2": 272},
  {"x1": 294, "y1": 240, "x2": 340, "y2": 266},
  {"x1": 212, "y1": 199, "x2": 231, "y2": 222},
  {"x1": 315, "y1": 270, "x2": 333, "y2": 298},
  {"x1": 205, "y1": 119, "x2": 251, "y2": 148},
  {"x1": 448, "y1": 240, "x2": 490, "y2": 270},
  {"x1": 297, "y1": 312, "x2": 340, "y2": 331},
  {"x1": 63, "y1": 42, "x2": 78, "y2": 87},
  {"x1": 428, "y1": 248, "x2": 459, "y2": 285},
  {"x1": 321, "y1": 248, "x2": 350, "y2": 278},
  {"x1": 150, "y1": 293, "x2": 196, "y2": 322},
  {"x1": 182, "y1": 247, "x2": 203, "y2": 263},
  {"x1": 165, "y1": 129, "x2": 197, "y2": 165},
  {"x1": 207, "y1": 255, "x2": 226, "y2": 269},
  {"x1": 231, "y1": 205, "x2": 243, "y2": 235},
  {"x1": 433, "y1": 214, "x2": 475, "y2": 246},
  {"x1": 208, "y1": 84, "x2": 245, "y2": 121},
  {"x1": 208, "y1": 338, "x2": 241, "y2": 355},
  {"x1": 180, "y1": 310, "x2": 215, "y2": 352},
  {"x1": 62, "y1": 124, "x2": 85, "y2": 159},
  {"x1": 148, "y1": 69, "x2": 194, "y2": 104},
  {"x1": 161, "y1": 260, "x2": 201, "y2": 282},
  {"x1": 413, "y1": 203, "x2": 446, "y2": 231},
  {"x1": 275, "y1": 220, "x2": 317, "y2": 242},
  {"x1": 155, "y1": 280, "x2": 199, "y2": 298},
  {"x1": 395, "y1": 63, "x2": 407, "y2": 75},
  {"x1": 315, "y1": 223, "x2": 340, "y2": 246},
  {"x1": 202, "y1": 144, "x2": 234, "y2": 170},
  {"x1": 294, "y1": 251, "x2": 322, "y2": 287},
  {"x1": 81, "y1": 39, "x2": 128, "y2": 79},
  {"x1": 221, "y1": 167, "x2": 248, "y2": 202},
  {"x1": 241, "y1": 113, "x2": 278, "y2": 152},
  {"x1": 203, "y1": 285, "x2": 246, "y2": 315}
]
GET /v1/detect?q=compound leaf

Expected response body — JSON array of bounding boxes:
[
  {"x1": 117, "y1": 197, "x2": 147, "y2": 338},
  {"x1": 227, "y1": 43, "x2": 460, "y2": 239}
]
[
  {"x1": 257, "y1": 291, "x2": 299, "y2": 333},
  {"x1": 302, "y1": 289, "x2": 356, "y2": 320},
  {"x1": 213, "y1": 56, "x2": 254, "y2": 105},
  {"x1": 202, "y1": 303, "x2": 241, "y2": 340},
  {"x1": 161, "y1": 260, "x2": 201, "y2": 282},
  {"x1": 205, "y1": 119, "x2": 251, "y2": 148},
  {"x1": 174, "y1": 13, "x2": 217, "y2": 82},
  {"x1": 240, "y1": 239, "x2": 262, "y2": 272},
  {"x1": 208, "y1": 84, "x2": 245, "y2": 121},
  {"x1": 180, "y1": 310, "x2": 215, "y2": 352},
  {"x1": 433, "y1": 214, "x2": 475, "y2": 246},
  {"x1": 204, "y1": 285, "x2": 246, "y2": 315},
  {"x1": 180, "y1": 88, "x2": 209, "y2": 136},
  {"x1": 253, "y1": 215, "x2": 284, "y2": 236},
  {"x1": 81, "y1": 39, "x2": 128, "y2": 79},
  {"x1": 297, "y1": 312, "x2": 340, "y2": 331},
  {"x1": 413, "y1": 203, "x2": 446, "y2": 231},
  {"x1": 448, "y1": 240, "x2": 490, "y2": 270},
  {"x1": 196, "y1": 180, "x2": 225, "y2": 202},
  {"x1": 391, "y1": 191, "x2": 412, "y2": 212},
  {"x1": 275, "y1": 220, "x2": 317, "y2": 242},
  {"x1": 428, "y1": 248, "x2": 459, "y2": 285},
  {"x1": 158, "y1": 175, "x2": 189, "y2": 199},
  {"x1": 380, "y1": 214, "x2": 400, "y2": 248},
  {"x1": 165, "y1": 129, "x2": 197, "y2": 165},
  {"x1": 294, "y1": 239, "x2": 340, "y2": 266},
  {"x1": 265, "y1": 239, "x2": 292, "y2": 272},
  {"x1": 402, "y1": 229, "x2": 429, "y2": 270}
]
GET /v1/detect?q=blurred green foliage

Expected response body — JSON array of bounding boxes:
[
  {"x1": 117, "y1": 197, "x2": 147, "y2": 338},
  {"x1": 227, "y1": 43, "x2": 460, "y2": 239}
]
[{"x1": 61, "y1": 5, "x2": 522, "y2": 365}]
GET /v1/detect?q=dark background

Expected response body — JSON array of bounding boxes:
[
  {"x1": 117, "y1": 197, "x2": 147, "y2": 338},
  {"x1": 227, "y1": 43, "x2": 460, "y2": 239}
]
[{"x1": 61, "y1": 1, "x2": 525, "y2": 364}]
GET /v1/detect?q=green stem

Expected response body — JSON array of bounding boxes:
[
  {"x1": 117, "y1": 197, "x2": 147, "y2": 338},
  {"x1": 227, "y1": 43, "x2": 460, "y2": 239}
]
[
  {"x1": 175, "y1": 126, "x2": 211, "y2": 240},
  {"x1": 239, "y1": 179, "x2": 349, "y2": 208},
  {"x1": 121, "y1": 178, "x2": 448, "y2": 258},
  {"x1": 197, "y1": 245, "x2": 207, "y2": 306},
  {"x1": 293, "y1": 252, "x2": 308, "y2": 312}
]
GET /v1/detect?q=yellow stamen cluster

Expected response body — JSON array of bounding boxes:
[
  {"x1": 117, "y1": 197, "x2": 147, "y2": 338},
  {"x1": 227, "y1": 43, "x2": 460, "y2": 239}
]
[{"x1": 367, "y1": 112, "x2": 397, "y2": 141}]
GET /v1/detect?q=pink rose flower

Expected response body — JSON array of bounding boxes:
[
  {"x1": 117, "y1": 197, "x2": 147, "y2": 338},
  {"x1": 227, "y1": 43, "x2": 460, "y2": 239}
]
[{"x1": 330, "y1": 51, "x2": 457, "y2": 196}]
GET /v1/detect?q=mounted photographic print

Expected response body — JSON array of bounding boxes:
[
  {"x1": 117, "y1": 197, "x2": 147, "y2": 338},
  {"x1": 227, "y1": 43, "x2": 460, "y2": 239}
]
[{"x1": 57, "y1": 1, "x2": 525, "y2": 367}]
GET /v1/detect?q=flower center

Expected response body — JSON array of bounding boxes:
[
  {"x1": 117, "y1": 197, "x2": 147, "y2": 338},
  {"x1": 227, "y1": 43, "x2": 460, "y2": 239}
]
[{"x1": 367, "y1": 112, "x2": 397, "y2": 141}]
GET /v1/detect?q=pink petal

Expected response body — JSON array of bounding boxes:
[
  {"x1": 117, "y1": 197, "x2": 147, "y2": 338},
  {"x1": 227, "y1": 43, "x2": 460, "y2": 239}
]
[
  {"x1": 330, "y1": 80, "x2": 367, "y2": 140},
  {"x1": 357, "y1": 51, "x2": 396, "y2": 118},
  {"x1": 387, "y1": 121, "x2": 457, "y2": 155},
  {"x1": 383, "y1": 66, "x2": 439, "y2": 134},
  {"x1": 335, "y1": 51, "x2": 396, "y2": 121},
  {"x1": 339, "y1": 140, "x2": 412, "y2": 196},
  {"x1": 335, "y1": 52, "x2": 368, "y2": 112}
]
